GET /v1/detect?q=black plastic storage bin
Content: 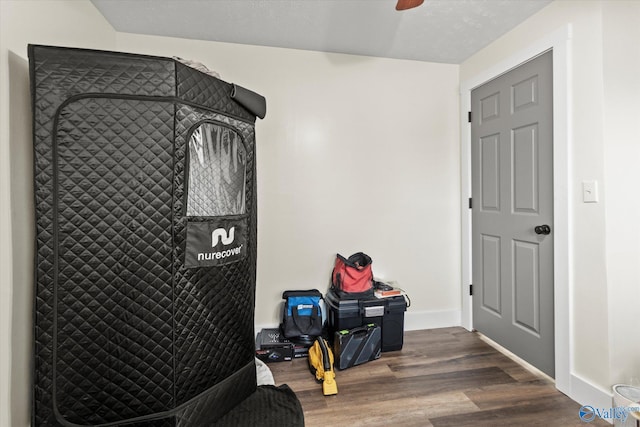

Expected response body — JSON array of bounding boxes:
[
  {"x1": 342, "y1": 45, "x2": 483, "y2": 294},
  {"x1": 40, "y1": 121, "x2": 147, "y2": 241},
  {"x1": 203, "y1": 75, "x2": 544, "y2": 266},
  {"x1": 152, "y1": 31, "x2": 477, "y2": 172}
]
[{"x1": 325, "y1": 289, "x2": 407, "y2": 352}]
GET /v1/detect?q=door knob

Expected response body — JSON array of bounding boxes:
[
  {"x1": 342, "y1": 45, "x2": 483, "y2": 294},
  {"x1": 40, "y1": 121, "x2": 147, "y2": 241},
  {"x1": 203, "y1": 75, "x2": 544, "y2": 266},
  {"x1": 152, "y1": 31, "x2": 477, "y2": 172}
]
[{"x1": 534, "y1": 225, "x2": 551, "y2": 235}]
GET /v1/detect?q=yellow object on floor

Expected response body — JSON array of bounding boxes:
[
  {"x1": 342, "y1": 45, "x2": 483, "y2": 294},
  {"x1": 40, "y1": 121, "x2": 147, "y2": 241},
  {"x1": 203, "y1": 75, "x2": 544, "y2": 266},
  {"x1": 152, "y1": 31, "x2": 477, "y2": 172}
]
[{"x1": 308, "y1": 337, "x2": 338, "y2": 396}]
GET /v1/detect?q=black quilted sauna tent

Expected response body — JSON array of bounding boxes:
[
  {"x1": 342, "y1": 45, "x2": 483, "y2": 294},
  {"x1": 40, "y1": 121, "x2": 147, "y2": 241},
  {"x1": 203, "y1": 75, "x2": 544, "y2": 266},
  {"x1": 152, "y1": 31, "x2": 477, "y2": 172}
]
[{"x1": 29, "y1": 45, "x2": 303, "y2": 426}]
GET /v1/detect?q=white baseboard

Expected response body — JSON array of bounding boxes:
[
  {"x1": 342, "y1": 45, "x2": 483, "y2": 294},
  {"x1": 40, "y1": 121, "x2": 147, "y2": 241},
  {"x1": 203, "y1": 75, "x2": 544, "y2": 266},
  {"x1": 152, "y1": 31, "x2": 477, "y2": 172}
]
[
  {"x1": 404, "y1": 309, "x2": 461, "y2": 331},
  {"x1": 570, "y1": 373, "x2": 614, "y2": 412},
  {"x1": 477, "y1": 333, "x2": 614, "y2": 424},
  {"x1": 255, "y1": 309, "x2": 462, "y2": 336}
]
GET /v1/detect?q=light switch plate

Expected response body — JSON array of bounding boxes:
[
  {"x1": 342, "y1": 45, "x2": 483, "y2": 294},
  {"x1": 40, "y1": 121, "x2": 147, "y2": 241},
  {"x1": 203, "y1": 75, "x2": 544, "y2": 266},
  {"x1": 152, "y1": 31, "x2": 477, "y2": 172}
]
[{"x1": 582, "y1": 180, "x2": 598, "y2": 203}]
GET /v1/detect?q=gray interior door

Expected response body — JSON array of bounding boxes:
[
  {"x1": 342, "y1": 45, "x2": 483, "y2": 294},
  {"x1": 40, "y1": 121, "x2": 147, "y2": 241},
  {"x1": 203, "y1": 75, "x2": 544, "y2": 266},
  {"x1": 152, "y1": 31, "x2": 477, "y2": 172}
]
[{"x1": 471, "y1": 50, "x2": 554, "y2": 377}]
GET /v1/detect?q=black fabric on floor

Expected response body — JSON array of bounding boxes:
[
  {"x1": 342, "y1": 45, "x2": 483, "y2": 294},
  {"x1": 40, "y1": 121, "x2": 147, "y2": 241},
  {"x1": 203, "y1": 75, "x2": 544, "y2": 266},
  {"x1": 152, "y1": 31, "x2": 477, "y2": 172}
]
[{"x1": 212, "y1": 385, "x2": 305, "y2": 427}]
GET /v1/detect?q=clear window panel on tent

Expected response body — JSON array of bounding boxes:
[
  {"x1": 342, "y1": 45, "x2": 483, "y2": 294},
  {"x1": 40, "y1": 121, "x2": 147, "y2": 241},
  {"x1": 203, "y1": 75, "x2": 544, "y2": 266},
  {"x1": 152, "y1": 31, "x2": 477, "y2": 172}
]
[{"x1": 186, "y1": 122, "x2": 246, "y2": 216}]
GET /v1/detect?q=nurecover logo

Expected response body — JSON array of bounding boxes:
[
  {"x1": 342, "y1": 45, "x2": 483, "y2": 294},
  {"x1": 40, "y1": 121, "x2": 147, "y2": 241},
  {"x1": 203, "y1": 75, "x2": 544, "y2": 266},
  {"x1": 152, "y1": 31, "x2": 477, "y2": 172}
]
[
  {"x1": 211, "y1": 226, "x2": 235, "y2": 246},
  {"x1": 197, "y1": 226, "x2": 243, "y2": 261}
]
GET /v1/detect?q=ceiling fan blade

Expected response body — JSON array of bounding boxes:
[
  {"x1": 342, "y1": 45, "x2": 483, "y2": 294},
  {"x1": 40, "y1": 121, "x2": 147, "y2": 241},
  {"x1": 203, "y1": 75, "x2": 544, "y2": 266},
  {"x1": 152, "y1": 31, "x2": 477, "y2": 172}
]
[{"x1": 396, "y1": 0, "x2": 424, "y2": 11}]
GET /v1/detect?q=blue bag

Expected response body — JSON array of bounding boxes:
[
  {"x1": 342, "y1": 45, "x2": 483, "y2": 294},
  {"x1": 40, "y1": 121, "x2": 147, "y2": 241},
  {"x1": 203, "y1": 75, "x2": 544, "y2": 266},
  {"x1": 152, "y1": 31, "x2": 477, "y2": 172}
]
[{"x1": 281, "y1": 289, "x2": 323, "y2": 344}]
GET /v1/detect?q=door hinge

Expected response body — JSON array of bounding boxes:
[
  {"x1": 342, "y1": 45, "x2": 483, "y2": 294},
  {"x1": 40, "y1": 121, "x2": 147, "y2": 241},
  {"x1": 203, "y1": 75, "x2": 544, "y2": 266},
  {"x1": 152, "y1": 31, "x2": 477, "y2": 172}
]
[
  {"x1": 468, "y1": 111, "x2": 472, "y2": 123},
  {"x1": 469, "y1": 284, "x2": 473, "y2": 296},
  {"x1": 468, "y1": 197, "x2": 472, "y2": 209}
]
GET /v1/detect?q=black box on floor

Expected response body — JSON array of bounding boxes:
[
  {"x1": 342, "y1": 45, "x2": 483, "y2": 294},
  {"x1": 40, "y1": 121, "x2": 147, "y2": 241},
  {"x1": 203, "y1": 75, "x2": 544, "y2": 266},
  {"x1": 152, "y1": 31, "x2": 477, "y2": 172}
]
[
  {"x1": 333, "y1": 324, "x2": 381, "y2": 370},
  {"x1": 378, "y1": 296, "x2": 408, "y2": 352},
  {"x1": 255, "y1": 328, "x2": 294, "y2": 362},
  {"x1": 292, "y1": 343, "x2": 310, "y2": 358},
  {"x1": 325, "y1": 289, "x2": 406, "y2": 352}
]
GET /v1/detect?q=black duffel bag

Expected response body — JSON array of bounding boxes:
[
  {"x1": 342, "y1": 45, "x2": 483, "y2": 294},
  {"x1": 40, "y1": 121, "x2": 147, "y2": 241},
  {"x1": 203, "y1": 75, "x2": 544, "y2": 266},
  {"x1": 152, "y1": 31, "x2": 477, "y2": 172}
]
[{"x1": 281, "y1": 289, "x2": 323, "y2": 344}]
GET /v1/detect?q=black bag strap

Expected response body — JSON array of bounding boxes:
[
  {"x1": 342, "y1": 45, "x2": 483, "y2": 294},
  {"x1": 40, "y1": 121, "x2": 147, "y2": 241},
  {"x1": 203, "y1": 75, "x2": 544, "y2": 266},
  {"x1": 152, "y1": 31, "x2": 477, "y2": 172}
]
[
  {"x1": 330, "y1": 262, "x2": 341, "y2": 289},
  {"x1": 341, "y1": 252, "x2": 372, "y2": 269},
  {"x1": 291, "y1": 305, "x2": 320, "y2": 335},
  {"x1": 283, "y1": 289, "x2": 323, "y2": 299}
]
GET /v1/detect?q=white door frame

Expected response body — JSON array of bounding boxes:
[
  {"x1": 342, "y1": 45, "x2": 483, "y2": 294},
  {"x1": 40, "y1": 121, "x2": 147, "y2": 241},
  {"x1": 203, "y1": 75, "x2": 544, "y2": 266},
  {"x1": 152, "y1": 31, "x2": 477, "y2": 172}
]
[{"x1": 460, "y1": 24, "x2": 572, "y2": 395}]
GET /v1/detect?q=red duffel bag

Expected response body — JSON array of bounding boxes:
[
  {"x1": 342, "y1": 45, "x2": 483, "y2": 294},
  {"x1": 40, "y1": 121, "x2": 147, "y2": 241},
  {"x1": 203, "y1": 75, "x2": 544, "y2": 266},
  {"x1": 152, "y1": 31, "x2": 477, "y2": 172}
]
[{"x1": 331, "y1": 252, "x2": 374, "y2": 299}]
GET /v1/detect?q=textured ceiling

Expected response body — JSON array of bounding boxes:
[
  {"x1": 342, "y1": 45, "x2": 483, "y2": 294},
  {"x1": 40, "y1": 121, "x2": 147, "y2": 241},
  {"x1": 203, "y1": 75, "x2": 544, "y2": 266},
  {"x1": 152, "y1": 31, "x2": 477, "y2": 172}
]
[{"x1": 91, "y1": 0, "x2": 553, "y2": 64}]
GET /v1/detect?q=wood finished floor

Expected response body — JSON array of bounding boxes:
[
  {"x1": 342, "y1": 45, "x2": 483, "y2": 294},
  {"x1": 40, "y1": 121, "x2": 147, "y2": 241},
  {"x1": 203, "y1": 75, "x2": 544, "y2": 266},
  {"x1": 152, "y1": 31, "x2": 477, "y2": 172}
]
[{"x1": 269, "y1": 327, "x2": 608, "y2": 427}]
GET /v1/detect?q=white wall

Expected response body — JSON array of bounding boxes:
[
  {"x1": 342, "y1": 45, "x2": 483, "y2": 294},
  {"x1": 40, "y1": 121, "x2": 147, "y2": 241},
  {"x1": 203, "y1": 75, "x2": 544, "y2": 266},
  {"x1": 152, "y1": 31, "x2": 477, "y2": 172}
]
[
  {"x1": 1, "y1": 1, "x2": 461, "y2": 424},
  {"x1": 4, "y1": 0, "x2": 638, "y2": 425},
  {"x1": 461, "y1": 0, "x2": 640, "y2": 400},
  {"x1": 3, "y1": 0, "x2": 638, "y2": 425},
  {"x1": 0, "y1": 1, "x2": 117, "y2": 425},
  {"x1": 602, "y1": 1, "x2": 640, "y2": 387},
  {"x1": 115, "y1": 33, "x2": 462, "y2": 330}
]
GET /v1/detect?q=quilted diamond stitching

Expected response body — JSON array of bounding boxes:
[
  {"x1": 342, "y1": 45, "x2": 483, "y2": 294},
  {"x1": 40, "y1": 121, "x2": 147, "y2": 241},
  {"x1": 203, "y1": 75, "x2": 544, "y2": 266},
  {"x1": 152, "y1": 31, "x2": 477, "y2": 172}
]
[
  {"x1": 31, "y1": 46, "x2": 176, "y2": 426},
  {"x1": 175, "y1": 363, "x2": 257, "y2": 426},
  {"x1": 173, "y1": 104, "x2": 257, "y2": 407},
  {"x1": 34, "y1": 47, "x2": 175, "y2": 98},
  {"x1": 176, "y1": 63, "x2": 255, "y2": 123},
  {"x1": 54, "y1": 98, "x2": 174, "y2": 424},
  {"x1": 32, "y1": 45, "x2": 262, "y2": 426}
]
